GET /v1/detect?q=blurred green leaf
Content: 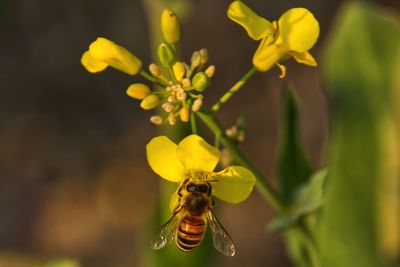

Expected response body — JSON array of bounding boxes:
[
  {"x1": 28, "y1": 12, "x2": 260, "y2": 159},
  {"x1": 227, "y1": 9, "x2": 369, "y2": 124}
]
[
  {"x1": 277, "y1": 86, "x2": 312, "y2": 204},
  {"x1": 294, "y1": 169, "x2": 327, "y2": 215},
  {"x1": 268, "y1": 213, "x2": 299, "y2": 232},
  {"x1": 268, "y1": 169, "x2": 327, "y2": 232},
  {"x1": 318, "y1": 2, "x2": 400, "y2": 267}
]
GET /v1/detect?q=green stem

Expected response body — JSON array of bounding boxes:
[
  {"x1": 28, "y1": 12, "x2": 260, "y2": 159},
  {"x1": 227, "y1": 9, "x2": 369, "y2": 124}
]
[
  {"x1": 211, "y1": 67, "x2": 257, "y2": 112},
  {"x1": 168, "y1": 67, "x2": 178, "y2": 84},
  {"x1": 140, "y1": 70, "x2": 168, "y2": 87},
  {"x1": 196, "y1": 110, "x2": 286, "y2": 212},
  {"x1": 191, "y1": 112, "x2": 198, "y2": 134}
]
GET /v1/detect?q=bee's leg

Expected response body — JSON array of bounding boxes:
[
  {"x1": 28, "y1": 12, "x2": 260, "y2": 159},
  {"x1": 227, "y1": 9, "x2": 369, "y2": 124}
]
[
  {"x1": 206, "y1": 181, "x2": 212, "y2": 196},
  {"x1": 211, "y1": 198, "x2": 215, "y2": 206}
]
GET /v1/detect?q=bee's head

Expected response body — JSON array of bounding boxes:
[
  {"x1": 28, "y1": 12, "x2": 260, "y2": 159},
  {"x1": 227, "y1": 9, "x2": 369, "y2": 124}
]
[{"x1": 185, "y1": 182, "x2": 211, "y2": 195}]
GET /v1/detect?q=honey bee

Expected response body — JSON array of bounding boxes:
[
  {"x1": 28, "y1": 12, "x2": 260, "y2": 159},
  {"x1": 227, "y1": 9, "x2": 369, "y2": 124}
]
[{"x1": 150, "y1": 178, "x2": 235, "y2": 256}]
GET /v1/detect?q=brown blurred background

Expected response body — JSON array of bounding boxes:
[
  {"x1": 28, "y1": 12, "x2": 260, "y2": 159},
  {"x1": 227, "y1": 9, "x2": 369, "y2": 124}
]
[{"x1": 0, "y1": 0, "x2": 398, "y2": 266}]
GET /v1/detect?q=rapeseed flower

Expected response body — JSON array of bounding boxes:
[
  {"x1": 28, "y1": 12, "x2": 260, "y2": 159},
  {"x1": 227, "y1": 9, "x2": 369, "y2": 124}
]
[
  {"x1": 227, "y1": 1, "x2": 319, "y2": 77},
  {"x1": 146, "y1": 135, "x2": 256, "y2": 209}
]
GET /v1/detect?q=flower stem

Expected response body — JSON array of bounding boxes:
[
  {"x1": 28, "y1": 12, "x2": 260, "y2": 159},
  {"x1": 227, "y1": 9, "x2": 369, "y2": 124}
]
[
  {"x1": 191, "y1": 111, "x2": 198, "y2": 134},
  {"x1": 211, "y1": 67, "x2": 257, "y2": 112},
  {"x1": 196, "y1": 110, "x2": 285, "y2": 212},
  {"x1": 140, "y1": 70, "x2": 168, "y2": 87}
]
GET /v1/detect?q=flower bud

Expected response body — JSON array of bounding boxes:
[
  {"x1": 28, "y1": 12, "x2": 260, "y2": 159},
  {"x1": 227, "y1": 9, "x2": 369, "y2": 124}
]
[
  {"x1": 205, "y1": 65, "x2": 216, "y2": 77},
  {"x1": 191, "y1": 51, "x2": 201, "y2": 69},
  {"x1": 161, "y1": 9, "x2": 180, "y2": 43},
  {"x1": 192, "y1": 72, "x2": 210, "y2": 92},
  {"x1": 168, "y1": 95, "x2": 176, "y2": 103},
  {"x1": 126, "y1": 83, "x2": 151, "y2": 100},
  {"x1": 149, "y1": 63, "x2": 161, "y2": 77},
  {"x1": 140, "y1": 94, "x2": 159, "y2": 110},
  {"x1": 181, "y1": 78, "x2": 191, "y2": 88},
  {"x1": 172, "y1": 62, "x2": 186, "y2": 81},
  {"x1": 162, "y1": 102, "x2": 174, "y2": 113},
  {"x1": 179, "y1": 106, "x2": 190, "y2": 122},
  {"x1": 168, "y1": 113, "x2": 176, "y2": 125},
  {"x1": 176, "y1": 90, "x2": 186, "y2": 101},
  {"x1": 192, "y1": 98, "x2": 203, "y2": 111},
  {"x1": 150, "y1": 115, "x2": 163, "y2": 125},
  {"x1": 158, "y1": 43, "x2": 176, "y2": 67},
  {"x1": 199, "y1": 48, "x2": 208, "y2": 64}
]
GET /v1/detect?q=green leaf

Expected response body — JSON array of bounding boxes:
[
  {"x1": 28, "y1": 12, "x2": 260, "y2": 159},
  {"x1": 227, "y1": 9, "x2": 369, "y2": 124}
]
[
  {"x1": 317, "y1": 2, "x2": 400, "y2": 267},
  {"x1": 294, "y1": 169, "x2": 327, "y2": 215},
  {"x1": 268, "y1": 169, "x2": 327, "y2": 232},
  {"x1": 277, "y1": 86, "x2": 312, "y2": 204},
  {"x1": 268, "y1": 213, "x2": 299, "y2": 232}
]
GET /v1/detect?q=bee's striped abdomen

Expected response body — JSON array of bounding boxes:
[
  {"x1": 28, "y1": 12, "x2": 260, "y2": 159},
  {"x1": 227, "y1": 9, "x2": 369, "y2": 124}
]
[{"x1": 176, "y1": 215, "x2": 205, "y2": 251}]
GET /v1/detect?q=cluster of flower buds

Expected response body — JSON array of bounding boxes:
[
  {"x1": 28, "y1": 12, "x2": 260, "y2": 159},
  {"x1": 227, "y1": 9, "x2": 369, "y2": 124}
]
[
  {"x1": 125, "y1": 9, "x2": 216, "y2": 125},
  {"x1": 81, "y1": 8, "x2": 216, "y2": 126}
]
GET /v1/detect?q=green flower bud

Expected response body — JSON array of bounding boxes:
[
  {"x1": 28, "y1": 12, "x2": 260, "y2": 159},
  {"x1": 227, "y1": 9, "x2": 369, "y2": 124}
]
[
  {"x1": 192, "y1": 72, "x2": 210, "y2": 92},
  {"x1": 140, "y1": 94, "x2": 159, "y2": 110},
  {"x1": 126, "y1": 83, "x2": 151, "y2": 99},
  {"x1": 161, "y1": 9, "x2": 181, "y2": 43},
  {"x1": 158, "y1": 43, "x2": 176, "y2": 67}
]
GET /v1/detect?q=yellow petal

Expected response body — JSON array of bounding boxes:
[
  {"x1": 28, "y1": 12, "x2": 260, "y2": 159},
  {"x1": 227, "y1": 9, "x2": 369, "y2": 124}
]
[
  {"x1": 176, "y1": 135, "x2": 220, "y2": 172},
  {"x1": 227, "y1": 1, "x2": 274, "y2": 40},
  {"x1": 81, "y1": 51, "x2": 108, "y2": 73},
  {"x1": 88, "y1": 37, "x2": 142, "y2": 75},
  {"x1": 146, "y1": 136, "x2": 186, "y2": 182},
  {"x1": 253, "y1": 41, "x2": 288, "y2": 72},
  {"x1": 276, "y1": 63, "x2": 287, "y2": 78},
  {"x1": 277, "y1": 8, "x2": 320, "y2": 53},
  {"x1": 290, "y1": 51, "x2": 318, "y2": 67},
  {"x1": 210, "y1": 166, "x2": 256, "y2": 204}
]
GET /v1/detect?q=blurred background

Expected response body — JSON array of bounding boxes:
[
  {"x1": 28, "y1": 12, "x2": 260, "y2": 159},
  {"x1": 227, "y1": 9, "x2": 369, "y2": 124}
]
[{"x1": 0, "y1": 0, "x2": 398, "y2": 267}]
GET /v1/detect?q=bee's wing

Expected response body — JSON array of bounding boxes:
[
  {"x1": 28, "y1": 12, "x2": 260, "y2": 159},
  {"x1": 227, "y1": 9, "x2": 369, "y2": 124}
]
[
  {"x1": 150, "y1": 211, "x2": 181, "y2": 250},
  {"x1": 207, "y1": 209, "x2": 235, "y2": 256}
]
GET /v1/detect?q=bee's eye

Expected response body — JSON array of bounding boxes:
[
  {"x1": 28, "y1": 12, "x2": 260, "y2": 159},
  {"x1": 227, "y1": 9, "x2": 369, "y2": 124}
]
[
  {"x1": 186, "y1": 183, "x2": 196, "y2": 192},
  {"x1": 198, "y1": 184, "x2": 209, "y2": 194}
]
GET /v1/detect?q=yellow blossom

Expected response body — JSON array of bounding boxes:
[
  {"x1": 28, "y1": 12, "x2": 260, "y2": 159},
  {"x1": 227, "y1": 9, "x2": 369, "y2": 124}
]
[
  {"x1": 227, "y1": 1, "x2": 319, "y2": 77},
  {"x1": 146, "y1": 135, "x2": 256, "y2": 209},
  {"x1": 81, "y1": 37, "x2": 142, "y2": 75}
]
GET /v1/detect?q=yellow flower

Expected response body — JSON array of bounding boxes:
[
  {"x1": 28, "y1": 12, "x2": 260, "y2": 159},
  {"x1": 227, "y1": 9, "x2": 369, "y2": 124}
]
[
  {"x1": 227, "y1": 1, "x2": 319, "y2": 77},
  {"x1": 146, "y1": 135, "x2": 256, "y2": 209},
  {"x1": 81, "y1": 37, "x2": 142, "y2": 75}
]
